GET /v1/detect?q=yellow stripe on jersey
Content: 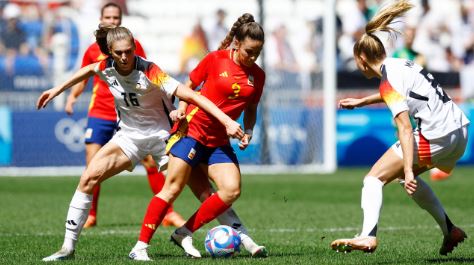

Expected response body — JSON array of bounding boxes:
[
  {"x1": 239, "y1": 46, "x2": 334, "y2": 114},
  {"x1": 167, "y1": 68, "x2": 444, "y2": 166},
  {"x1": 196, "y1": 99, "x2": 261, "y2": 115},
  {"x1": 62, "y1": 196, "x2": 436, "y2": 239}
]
[
  {"x1": 165, "y1": 107, "x2": 200, "y2": 154},
  {"x1": 88, "y1": 84, "x2": 100, "y2": 111},
  {"x1": 380, "y1": 79, "x2": 405, "y2": 106}
]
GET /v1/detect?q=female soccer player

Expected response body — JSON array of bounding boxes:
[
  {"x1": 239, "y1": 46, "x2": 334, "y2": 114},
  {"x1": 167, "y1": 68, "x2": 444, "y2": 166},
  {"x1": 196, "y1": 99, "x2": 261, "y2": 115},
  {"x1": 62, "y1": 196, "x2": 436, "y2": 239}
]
[
  {"x1": 64, "y1": 2, "x2": 185, "y2": 229},
  {"x1": 129, "y1": 13, "x2": 266, "y2": 260},
  {"x1": 38, "y1": 24, "x2": 243, "y2": 261},
  {"x1": 331, "y1": 0, "x2": 469, "y2": 255}
]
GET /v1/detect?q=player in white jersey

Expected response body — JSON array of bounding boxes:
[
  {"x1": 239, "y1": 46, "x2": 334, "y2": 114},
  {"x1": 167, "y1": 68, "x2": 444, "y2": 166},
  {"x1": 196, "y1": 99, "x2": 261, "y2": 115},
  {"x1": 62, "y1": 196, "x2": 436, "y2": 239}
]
[
  {"x1": 36, "y1": 25, "x2": 243, "y2": 262},
  {"x1": 331, "y1": 0, "x2": 469, "y2": 255}
]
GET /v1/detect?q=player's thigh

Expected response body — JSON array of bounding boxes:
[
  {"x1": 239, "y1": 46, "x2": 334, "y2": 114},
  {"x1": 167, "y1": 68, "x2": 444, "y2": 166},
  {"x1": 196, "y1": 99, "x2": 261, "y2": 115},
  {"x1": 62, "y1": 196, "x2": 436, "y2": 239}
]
[
  {"x1": 85, "y1": 143, "x2": 102, "y2": 165},
  {"x1": 207, "y1": 163, "x2": 241, "y2": 193},
  {"x1": 367, "y1": 148, "x2": 426, "y2": 184},
  {"x1": 187, "y1": 165, "x2": 212, "y2": 201},
  {"x1": 81, "y1": 142, "x2": 132, "y2": 186}
]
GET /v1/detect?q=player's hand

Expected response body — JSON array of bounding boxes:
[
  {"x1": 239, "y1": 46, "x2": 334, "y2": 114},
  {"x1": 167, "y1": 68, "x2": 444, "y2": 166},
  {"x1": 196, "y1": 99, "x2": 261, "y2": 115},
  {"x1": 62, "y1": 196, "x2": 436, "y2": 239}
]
[
  {"x1": 238, "y1": 134, "x2": 252, "y2": 150},
  {"x1": 338, "y1": 98, "x2": 363, "y2": 110},
  {"x1": 65, "y1": 96, "x2": 76, "y2": 115},
  {"x1": 36, "y1": 87, "x2": 60, "y2": 110},
  {"x1": 169, "y1": 109, "x2": 186, "y2": 122},
  {"x1": 403, "y1": 171, "x2": 417, "y2": 195},
  {"x1": 225, "y1": 119, "x2": 244, "y2": 140}
]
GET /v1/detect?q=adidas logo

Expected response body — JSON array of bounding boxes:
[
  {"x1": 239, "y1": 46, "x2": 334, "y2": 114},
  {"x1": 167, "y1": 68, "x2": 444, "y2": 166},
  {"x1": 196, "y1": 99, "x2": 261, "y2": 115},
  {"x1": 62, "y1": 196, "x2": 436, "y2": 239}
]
[
  {"x1": 145, "y1": 224, "x2": 157, "y2": 230},
  {"x1": 66, "y1": 220, "x2": 77, "y2": 226},
  {"x1": 219, "y1": 71, "x2": 228, "y2": 77}
]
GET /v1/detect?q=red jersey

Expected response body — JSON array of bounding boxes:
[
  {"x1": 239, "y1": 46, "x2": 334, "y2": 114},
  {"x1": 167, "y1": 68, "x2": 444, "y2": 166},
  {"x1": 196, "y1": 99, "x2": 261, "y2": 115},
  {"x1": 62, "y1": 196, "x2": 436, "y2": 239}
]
[
  {"x1": 83, "y1": 40, "x2": 146, "y2": 121},
  {"x1": 186, "y1": 49, "x2": 265, "y2": 147}
]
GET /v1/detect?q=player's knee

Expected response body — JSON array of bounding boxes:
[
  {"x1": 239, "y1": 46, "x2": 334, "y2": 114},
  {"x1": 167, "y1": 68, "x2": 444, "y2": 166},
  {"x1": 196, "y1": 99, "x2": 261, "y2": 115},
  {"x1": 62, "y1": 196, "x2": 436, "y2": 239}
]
[
  {"x1": 220, "y1": 186, "x2": 241, "y2": 203},
  {"x1": 78, "y1": 174, "x2": 100, "y2": 193}
]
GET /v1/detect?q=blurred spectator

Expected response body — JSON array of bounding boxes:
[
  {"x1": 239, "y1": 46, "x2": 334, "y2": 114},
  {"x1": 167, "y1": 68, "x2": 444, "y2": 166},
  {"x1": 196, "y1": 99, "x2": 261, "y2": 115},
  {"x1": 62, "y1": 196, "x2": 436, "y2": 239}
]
[
  {"x1": 0, "y1": 3, "x2": 28, "y2": 75},
  {"x1": 459, "y1": 0, "x2": 474, "y2": 101},
  {"x1": 412, "y1": 0, "x2": 461, "y2": 72},
  {"x1": 265, "y1": 23, "x2": 300, "y2": 89},
  {"x1": 178, "y1": 19, "x2": 208, "y2": 75},
  {"x1": 392, "y1": 26, "x2": 426, "y2": 66},
  {"x1": 337, "y1": 0, "x2": 377, "y2": 71},
  {"x1": 205, "y1": 8, "x2": 228, "y2": 52},
  {"x1": 1, "y1": 3, "x2": 27, "y2": 53}
]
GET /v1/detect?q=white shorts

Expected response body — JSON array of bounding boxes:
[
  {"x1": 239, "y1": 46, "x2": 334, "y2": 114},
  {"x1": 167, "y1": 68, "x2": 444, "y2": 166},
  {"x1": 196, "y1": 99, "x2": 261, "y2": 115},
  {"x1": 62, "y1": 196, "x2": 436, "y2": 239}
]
[
  {"x1": 110, "y1": 130, "x2": 169, "y2": 172},
  {"x1": 391, "y1": 125, "x2": 468, "y2": 173}
]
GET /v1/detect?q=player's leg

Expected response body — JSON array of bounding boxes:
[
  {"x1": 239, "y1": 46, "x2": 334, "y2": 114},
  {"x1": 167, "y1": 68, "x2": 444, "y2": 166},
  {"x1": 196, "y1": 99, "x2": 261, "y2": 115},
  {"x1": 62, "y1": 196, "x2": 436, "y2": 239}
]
[
  {"x1": 83, "y1": 143, "x2": 101, "y2": 228},
  {"x1": 430, "y1": 167, "x2": 451, "y2": 181},
  {"x1": 83, "y1": 117, "x2": 116, "y2": 228},
  {"x1": 403, "y1": 127, "x2": 469, "y2": 255},
  {"x1": 42, "y1": 142, "x2": 132, "y2": 261},
  {"x1": 141, "y1": 155, "x2": 185, "y2": 227},
  {"x1": 331, "y1": 147, "x2": 427, "y2": 253},
  {"x1": 130, "y1": 148, "x2": 194, "y2": 260},
  {"x1": 186, "y1": 165, "x2": 267, "y2": 257}
]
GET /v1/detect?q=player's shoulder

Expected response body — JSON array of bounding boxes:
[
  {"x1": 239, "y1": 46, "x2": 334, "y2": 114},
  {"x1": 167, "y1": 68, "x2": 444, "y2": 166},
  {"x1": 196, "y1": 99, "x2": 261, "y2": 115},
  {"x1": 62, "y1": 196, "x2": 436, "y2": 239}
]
[{"x1": 135, "y1": 56, "x2": 154, "y2": 72}]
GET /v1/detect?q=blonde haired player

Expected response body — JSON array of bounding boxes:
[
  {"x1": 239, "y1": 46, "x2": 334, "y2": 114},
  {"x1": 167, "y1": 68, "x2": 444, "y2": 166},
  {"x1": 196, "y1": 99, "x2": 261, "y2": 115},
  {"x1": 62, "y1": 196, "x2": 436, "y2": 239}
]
[
  {"x1": 38, "y1": 25, "x2": 243, "y2": 261},
  {"x1": 331, "y1": 0, "x2": 469, "y2": 255}
]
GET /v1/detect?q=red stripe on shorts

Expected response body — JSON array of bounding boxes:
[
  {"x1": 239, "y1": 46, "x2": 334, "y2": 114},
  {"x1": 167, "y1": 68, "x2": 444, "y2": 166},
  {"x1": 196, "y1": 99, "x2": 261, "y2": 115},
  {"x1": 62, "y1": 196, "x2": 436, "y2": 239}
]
[{"x1": 418, "y1": 132, "x2": 432, "y2": 166}]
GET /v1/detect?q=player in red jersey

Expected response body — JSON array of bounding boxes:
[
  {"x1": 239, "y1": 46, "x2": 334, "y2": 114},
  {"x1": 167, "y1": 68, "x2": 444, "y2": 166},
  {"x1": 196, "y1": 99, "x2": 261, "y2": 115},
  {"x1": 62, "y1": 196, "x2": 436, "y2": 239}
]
[
  {"x1": 64, "y1": 3, "x2": 184, "y2": 229},
  {"x1": 129, "y1": 13, "x2": 266, "y2": 260}
]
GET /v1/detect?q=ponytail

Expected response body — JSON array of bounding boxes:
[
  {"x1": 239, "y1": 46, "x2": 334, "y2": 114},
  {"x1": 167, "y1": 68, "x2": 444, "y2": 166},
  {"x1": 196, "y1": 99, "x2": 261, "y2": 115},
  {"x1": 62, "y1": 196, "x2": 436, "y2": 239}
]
[
  {"x1": 218, "y1": 13, "x2": 264, "y2": 50},
  {"x1": 354, "y1": 0, "x2": 413, "y2": 63}
]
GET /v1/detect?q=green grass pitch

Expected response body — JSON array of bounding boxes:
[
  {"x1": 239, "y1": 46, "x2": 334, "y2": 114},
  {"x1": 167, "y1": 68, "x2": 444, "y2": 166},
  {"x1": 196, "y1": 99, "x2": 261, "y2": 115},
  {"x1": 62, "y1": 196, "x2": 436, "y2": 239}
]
[{"x1": 1, "y1": 167, "x2": 473, "y2": 264}]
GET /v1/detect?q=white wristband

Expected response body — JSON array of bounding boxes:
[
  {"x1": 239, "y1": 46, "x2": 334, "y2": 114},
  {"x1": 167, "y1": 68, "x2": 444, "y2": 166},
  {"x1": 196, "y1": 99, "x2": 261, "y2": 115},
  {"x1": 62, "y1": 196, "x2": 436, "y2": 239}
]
[{"x1": 245, "y1": 129, "x2": 253, "y2": 137}]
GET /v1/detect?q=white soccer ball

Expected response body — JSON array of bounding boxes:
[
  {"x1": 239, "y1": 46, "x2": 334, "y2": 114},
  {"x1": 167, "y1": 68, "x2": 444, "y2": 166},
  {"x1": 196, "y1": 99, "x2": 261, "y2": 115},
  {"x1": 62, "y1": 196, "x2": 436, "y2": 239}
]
[{"x1": 204, "y1": 225, "x2": 241, "y2": 258}]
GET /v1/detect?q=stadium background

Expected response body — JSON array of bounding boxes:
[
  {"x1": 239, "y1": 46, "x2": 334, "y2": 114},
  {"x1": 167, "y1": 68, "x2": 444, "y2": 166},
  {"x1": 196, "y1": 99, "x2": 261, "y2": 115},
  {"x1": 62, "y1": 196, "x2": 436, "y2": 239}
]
[{"x1": 1, "y1": 0, "x2": 474, "y2": 174}]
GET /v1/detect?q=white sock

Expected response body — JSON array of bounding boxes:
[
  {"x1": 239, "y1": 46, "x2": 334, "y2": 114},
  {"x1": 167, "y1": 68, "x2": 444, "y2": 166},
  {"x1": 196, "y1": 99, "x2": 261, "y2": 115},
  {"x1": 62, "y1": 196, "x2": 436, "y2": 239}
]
[
  {"x1": 133, "y1": 241, "x2": 149, "y2": 250},
  {"x1": 217, "y1": 208, "x2": 249, "y2": 235},
  {"x1": 360, "y1": 176, "x2": 384, "y2": 237},
  {"x1": 62, "y1": 190, "x2": 92, "y2": 250},
  {"x1": 409, "y1": 177, "x2": 449, "y2": 235}
]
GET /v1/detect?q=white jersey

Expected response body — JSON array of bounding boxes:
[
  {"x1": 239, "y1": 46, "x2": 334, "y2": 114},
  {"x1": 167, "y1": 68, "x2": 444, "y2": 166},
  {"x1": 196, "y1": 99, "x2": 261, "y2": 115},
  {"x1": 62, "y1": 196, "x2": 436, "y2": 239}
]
[
  {"x1": 94, "y1": 56, "x2": 179, "y2": 140},
  {"x1": 379, "y1": 58, "x2": 469, "y2": 140}
]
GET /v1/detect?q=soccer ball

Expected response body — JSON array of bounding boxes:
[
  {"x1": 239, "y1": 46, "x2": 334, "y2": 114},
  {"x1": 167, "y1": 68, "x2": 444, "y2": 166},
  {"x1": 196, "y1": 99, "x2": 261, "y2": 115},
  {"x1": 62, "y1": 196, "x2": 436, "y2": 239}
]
[{"x1": 204, "y1": 225, "x2": 241, "y2": 258}]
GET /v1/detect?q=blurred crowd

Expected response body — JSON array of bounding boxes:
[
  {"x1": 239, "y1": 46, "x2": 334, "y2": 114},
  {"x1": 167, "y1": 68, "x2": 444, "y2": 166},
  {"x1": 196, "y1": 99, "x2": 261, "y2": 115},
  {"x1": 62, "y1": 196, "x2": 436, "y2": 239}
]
[{"x1": 1, "y1": 0, "x2": 474, "y2": 98}]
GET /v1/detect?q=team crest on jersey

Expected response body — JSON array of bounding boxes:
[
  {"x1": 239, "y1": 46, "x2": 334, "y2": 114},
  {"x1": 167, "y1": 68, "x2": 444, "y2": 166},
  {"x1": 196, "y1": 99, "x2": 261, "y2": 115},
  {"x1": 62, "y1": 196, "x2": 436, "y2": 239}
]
[
  {"x1": 135, "y1": 81, "x2": 146, "y2": 90},
  {"x1": 188, "y1": 148, "x2": 197, "y2": 160},
  {"x1": 248, "y1": 75, "x2": 254, "y2": 86}
]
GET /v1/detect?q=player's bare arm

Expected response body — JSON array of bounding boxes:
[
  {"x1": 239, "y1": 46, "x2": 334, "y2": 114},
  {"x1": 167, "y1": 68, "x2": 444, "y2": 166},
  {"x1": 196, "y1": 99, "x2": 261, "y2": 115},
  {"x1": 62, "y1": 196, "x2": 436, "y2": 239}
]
[
  {"x1": 394, "y1": 111, "x2": 416, "y2": 195},
  {"x1": 37, "y1": 63, "x2": 98, "y2": 110},
  {"x1": 339, "y1": 93, "x2": 383, "y2": 109}
]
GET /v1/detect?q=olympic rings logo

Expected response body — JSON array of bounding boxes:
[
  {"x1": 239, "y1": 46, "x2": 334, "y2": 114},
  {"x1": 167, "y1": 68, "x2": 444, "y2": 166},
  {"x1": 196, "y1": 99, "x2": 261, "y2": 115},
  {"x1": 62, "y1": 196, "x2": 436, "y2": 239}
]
[{"x1": 55, "y1": 118, "x2": 87, "y2": 152}]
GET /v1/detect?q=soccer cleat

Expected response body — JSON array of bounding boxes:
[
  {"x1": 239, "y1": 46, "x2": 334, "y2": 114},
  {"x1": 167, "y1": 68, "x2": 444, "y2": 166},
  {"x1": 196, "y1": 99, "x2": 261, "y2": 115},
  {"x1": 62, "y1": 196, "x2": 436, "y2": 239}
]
[
  {"x1": 439, "y1": 226, "x2": 467, "y2": 255},
  {"x1": 128, "y1": 247, "x2": 152, "y2": 261},
  {"x1": 250, "y1": 246, "x2": 268, "y2": 258},
  {"x1": 331, "y1": 236, "x2": 377, "y2": 253},
  {"x1": 239, "y1": 233, "x2": 268, "y2": 258},
  {"x1": 170, "y1": 229, "x2": 202, "y2": 258},
  {"x1": 83, "y1": 215, "x2": 96, "y2": 228},
  {"x1": 430, "y1": 168, "x2": 451, "y2": 181},
  {"x1": 42, "y1": 248, "x2": 75, "y2": 261},
  {"x1": 162, "y1": 211, "x2": 186, "y2": 228}
]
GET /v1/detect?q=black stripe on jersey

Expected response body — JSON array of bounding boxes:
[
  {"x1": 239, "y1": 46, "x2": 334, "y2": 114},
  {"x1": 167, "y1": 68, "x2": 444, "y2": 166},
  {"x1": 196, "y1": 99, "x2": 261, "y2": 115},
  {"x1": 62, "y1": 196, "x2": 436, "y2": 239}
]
[
  {"x1": 116, "y1": 109, "x2": 122, "y2": 131},
  {"x1": 409, "y1": 91, "x2": 428, "y2": 101},
  {"x1": 135, "y1": 56, "x2": 152, "y2": 72},
  {"x1": 106, "y1": 57, "x2": 114, "y2": 68},
  {"x1": 162, "y1": 99, "x2": 173, "y2": 127}
]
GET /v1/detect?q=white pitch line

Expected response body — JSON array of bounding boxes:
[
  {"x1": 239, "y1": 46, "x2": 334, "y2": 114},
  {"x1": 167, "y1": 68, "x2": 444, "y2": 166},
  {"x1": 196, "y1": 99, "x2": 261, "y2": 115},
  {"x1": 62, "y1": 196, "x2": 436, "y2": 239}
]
[{"x1": 1, "y1": 224, "x2": 473, "y2": 237}]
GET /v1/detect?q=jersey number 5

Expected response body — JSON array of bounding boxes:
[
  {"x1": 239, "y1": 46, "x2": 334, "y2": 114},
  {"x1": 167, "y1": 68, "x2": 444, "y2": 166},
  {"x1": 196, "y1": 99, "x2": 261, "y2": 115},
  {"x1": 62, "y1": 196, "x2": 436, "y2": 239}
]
[
  {"x1": 121, "y1": 92, "x2": 140, "y2": 107},
  {"x1": 228, "y1": 83, "x2": 241, "y2": 99}
]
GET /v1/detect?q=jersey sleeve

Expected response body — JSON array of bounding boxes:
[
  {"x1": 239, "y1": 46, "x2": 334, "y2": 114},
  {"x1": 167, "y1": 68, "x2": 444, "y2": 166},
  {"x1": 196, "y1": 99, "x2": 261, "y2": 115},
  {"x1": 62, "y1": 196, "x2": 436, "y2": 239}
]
[
  {"x1": 93, "y1": 60, "x2": 107, "y2": 73},
  {"x1": 189, "y1": 52, "x2": 214, "y2": 89},
  {"x1": 147, "y1": 63, "x2": 180, "y2": 98},
  {"x1": 81, "y1": 46, "x2": 94, "y2": 68},
  {"x1": 379, "y1": 65, "x2": 409, "y2": 117},
  {"x1": 135, "y1": 40, "x2": 147, "y2": 58}
]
